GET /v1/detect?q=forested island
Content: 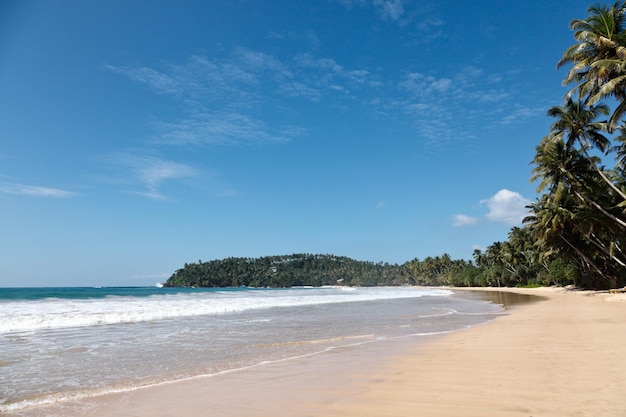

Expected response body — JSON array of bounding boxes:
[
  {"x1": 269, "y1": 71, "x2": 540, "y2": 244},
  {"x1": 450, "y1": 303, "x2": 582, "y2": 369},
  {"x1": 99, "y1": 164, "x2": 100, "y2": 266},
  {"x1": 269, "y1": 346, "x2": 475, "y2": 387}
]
[
  {"x1": 170, "y1": 3, "x2": 626, "y2": 291},
  {"x1": 164, "y1": 253, "x2": 480, "y2": 288},
  {"x1": 164, "y1": 251, "x2": 580, "y2": 289}
]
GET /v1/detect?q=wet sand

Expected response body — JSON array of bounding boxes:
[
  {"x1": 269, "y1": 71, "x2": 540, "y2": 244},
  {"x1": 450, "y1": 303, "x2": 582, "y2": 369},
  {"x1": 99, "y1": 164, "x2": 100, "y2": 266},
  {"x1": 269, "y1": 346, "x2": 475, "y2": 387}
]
[{"x1": 14, "y1": 287, "x2": 626, "y2": 417}]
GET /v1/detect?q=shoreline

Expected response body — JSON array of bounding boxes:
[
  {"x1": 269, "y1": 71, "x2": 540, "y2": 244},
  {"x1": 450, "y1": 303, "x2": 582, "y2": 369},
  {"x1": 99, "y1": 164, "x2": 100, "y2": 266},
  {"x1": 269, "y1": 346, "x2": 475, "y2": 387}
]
[
  {"x1": 12, "y1": 287, "x2": 626, "y2": 417},
  {"x1": 324, "y1": 286, "x2": 626, "y2": 417}
]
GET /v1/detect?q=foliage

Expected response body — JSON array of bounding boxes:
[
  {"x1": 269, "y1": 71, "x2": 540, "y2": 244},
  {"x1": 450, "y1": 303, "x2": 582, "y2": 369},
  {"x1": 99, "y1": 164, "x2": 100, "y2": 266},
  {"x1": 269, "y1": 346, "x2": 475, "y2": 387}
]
[
  {"x1": 473, "y1": 1, "x2": 626, "y2": 290},
  {"x1": 165, "y1": 253, "x2": 477, "y2": 288}
]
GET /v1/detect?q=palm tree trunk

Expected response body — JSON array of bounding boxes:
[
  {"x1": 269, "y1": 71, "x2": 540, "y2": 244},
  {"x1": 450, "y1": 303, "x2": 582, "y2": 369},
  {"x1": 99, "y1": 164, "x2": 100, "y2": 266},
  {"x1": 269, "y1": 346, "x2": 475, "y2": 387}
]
[
  {"x1": 586, "y1": 233, "x2": 626, "y2": 267},
  {"x1": 560, "y1": 234, "x2": 609, "y2": 282},
  {"x1": 580, "y1": 137, "x2": 626, "y2": 201},
  {"x1": 574, "y1": 190, "x2": 626, "y2": 228}
]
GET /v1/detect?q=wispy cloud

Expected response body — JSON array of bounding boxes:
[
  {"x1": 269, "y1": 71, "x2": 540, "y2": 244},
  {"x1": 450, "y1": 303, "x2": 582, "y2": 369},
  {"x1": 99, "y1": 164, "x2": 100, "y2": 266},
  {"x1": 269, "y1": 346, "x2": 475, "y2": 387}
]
[
  {"x1": 0, "y1": 183, "x2": 77, "y2": 198},
  {"x1": 393, "y1": 65, "x2": 532, "y2": 149},
  {"x1": 497, "y1": 104, "x2": 544, "y2": 126},
  {"x1": 373, "y1": 0, "x2": 405, "y2": 21},
  {"x1": 415, "y1": 16, "x2": 445, "y2": 37},
  {"x1": 292, "y1": 53, "x2": 382, "y2": 98},
  {"x1": 335, "y1": 0, "x2": 406, "y2": 23},
  {"x1": 399, "y1": 72, "x2": 452, "y2": 96},
  {"x1": 107, "y1": 48, "x2": 381, "y2": 146},
  {"x1": 108, "y1": 38, "x2": 542, "y2": 154},
  {"x1": 151, "y1": 112, "x2": 302, "y2": 145},
  {"x1": 480, "y1": 189, "x2": 531, "y2": 226},
  {"x1": 452, "y1": 214, "x2": 478, "y2": 227},
  {"x1": 293, "y1": 53, "x2": 343, "y2": 76},
  {"x1": 104, "y1": 153, "x2": 197, "y2": 200},
  {"x1": 109, "y1": 48, "x2": 380, "y2": 107},
  {"x1": 105, "y1": 64, "x2": 182, "y2": 96}
]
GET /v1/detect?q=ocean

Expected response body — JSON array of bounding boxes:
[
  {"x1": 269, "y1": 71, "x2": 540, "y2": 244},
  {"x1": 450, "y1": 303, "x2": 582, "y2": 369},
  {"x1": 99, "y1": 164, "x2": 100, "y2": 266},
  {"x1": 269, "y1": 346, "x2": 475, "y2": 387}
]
[{"x1": 0, "y1": 286, "x2": 508, "y2": 415}]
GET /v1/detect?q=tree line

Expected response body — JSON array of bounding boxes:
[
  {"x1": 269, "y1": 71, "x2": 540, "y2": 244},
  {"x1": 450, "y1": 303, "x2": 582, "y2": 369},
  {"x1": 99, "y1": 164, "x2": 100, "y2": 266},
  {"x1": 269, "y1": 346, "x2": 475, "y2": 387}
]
[
  {"x1": 164, "y1": 253, "x2": 486, "y2": 288},
  {"x1": 474, "y1": 1, "x2": 626, "y2": 290}
]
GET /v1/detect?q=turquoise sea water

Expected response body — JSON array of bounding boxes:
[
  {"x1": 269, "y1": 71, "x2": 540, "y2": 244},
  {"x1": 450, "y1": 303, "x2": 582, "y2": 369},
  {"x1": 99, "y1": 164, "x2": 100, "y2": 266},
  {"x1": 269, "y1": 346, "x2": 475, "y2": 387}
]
[
  {"x1": 0, "y1": 286, "x2": 238, "y2": 301},
  {"x1": 0, "y1": 286, "x2": 506, "y2": 415}
]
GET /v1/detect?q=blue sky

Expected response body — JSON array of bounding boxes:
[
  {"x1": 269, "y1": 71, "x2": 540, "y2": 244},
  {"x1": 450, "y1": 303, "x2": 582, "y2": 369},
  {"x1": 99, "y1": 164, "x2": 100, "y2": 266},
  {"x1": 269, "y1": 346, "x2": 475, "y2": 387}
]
[{"x1": 0, "y1": 0, "x2": 592, "y2": 286}]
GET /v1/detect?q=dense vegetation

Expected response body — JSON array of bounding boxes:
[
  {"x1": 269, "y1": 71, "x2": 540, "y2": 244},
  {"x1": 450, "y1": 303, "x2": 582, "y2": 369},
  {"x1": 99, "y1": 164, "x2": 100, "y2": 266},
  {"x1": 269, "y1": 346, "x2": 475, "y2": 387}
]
[
  {"x1": 169, "y1": 2, "x2": 626, "y2": 290},
  {"x1": 164, "y1": 253, "x2": 483, "y2": 288},
  {"x1": 474, "y1": 1, "x2": 626, "y2": 290}
]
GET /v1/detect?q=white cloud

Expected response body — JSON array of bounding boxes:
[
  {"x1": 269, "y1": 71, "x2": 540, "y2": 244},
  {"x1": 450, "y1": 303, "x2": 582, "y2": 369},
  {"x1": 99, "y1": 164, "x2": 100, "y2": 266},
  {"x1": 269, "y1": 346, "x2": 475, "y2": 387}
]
[
  {"x1": 107, "y1": 42, "x2": 540, "y2": 155},
  {"x1": 452, "y1": 214, "x2": 478, "y2": 227},
  {"x1": 498, "y1": 105, "x2": 544, "y2": 126},
  {"x1": 0, "y1": 183, "x2": 76, "y2": 198},
  {"x1": 399, "y1": 72, "x2": 452, "y2": 96},
  {"x1": 375, "y1": 201, "x2": 386, "y2": 208},
  {"x1": 416, "y1": 17, "x2": 444, "y2": 32},
  {"x1": 335, "y1": 0, "x2": 362, "y2": 9},
  {"x1": 105, "y1": 65, "x2": 181, "y2": 96},
  {"x1": 335, "y1": 0, "x2": 404, "y2": 22},
  {"x1": 481, "y1": 189, "x2": 531, "y2": 226},
  {"x1": 392, "y1": 63, "x2": 536, "y2": 151},
  {"x1": 294, "y1": 53, "x2": 343, "y2": 73},
  {"x1": 292, "y1": 52, "x2": 380, "y2": 93},
  {"x1": 373, "y1": 0, "x2": 405, "y2": 21},
  {"x1": 108, "y1": 51, "x2": 327, "y2": 146},
  {"x1": 152, "y1": 112, "x2": 302, "y2": 145},
  {"x1": 106, "y1": 153, "x2": 197, "y2": 200}
]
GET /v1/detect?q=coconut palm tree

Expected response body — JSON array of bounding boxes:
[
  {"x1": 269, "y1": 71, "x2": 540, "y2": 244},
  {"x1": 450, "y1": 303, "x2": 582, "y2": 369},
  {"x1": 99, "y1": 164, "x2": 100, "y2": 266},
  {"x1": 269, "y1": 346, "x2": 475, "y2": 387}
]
[
  {"x1": 515, "y1": 2, "x2": 626, "y2": 289},
  {"x1": 609, "y1": 122, "x2": 626, "y2": 175},
  {"x1": 558, "y1": 2, "x2": 626, "y2": 113},
  {"x1": 506, "y1": 227, "x2": 540, "y2": 280},
  {"x1": 545, "y1": 99, "x2": 609, "y2": 150},
  {"x1": 529, "y1": 136, "x2": 626, "y2": 288},
  {"x1": 524, "y1": 194, "x2": 612, "y2": 287},
  {"x1": 542, "y1": 98, "x2": 626, "y2": 203}
]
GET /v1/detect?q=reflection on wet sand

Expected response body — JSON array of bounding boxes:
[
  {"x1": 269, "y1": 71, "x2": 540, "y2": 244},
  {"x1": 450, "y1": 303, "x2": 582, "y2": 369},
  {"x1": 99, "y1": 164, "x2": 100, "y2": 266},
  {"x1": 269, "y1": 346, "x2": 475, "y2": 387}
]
[{"x1": 451, "y1": 288, "x2": 545, "y2": 308}]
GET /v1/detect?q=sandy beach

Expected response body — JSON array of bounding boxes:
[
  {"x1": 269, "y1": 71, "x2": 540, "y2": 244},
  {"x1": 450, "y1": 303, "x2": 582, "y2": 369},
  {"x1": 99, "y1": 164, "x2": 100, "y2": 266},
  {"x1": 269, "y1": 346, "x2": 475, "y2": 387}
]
[
  {"x1": 17, "y1": 287, "x2": 626, "y2": 417},
  {"x1": 323, "y1": 287, "x2": 626, "y2": 417}
]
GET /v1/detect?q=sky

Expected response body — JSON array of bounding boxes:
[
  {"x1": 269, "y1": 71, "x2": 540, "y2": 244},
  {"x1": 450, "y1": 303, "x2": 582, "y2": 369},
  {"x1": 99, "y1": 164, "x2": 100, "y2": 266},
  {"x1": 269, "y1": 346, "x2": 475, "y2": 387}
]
[{"x1": 0, "y1": 0, "x2": 595, "y2": 287}]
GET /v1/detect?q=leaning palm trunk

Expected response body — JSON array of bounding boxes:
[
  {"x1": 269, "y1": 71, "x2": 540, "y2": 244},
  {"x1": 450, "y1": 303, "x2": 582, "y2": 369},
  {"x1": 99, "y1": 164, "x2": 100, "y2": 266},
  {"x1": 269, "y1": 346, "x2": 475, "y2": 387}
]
[
  {"x1": 585, "y1": 232, "x2": 626, "y2": 267},
  {"x1": 560, "y1": 234, "x2": 610, "y2": 283},
  {"x1": 574, "y1": 190, "x2": 626, "y2": 228},
  {"x1": 579, "y1": 136, "x2": 626, "y2": 201}
]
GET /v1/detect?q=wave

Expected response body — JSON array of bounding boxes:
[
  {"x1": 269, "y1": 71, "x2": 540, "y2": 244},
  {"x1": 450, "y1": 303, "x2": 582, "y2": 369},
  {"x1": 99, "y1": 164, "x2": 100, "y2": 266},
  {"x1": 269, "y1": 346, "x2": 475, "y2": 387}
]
[{"x1": 1, "y1": 287, "x2": 452, "y2": 333}]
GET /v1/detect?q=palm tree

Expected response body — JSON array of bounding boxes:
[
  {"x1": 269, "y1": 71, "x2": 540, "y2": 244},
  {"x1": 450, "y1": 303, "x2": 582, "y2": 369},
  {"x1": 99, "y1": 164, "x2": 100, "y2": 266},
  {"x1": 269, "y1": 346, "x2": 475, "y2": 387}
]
[
  {"x1": 506, "y1": 227, "x2": 541, "y2": 281},
  {"x1": 482, "y1": 242, "x2": 507, "y2": 287},
  {"x1": 472, "y1": 249, "x2": 485, "y2": 268},
  {"x1": 529, "y1": 136, "x2": 626, "y2": 288},
  {"x1": 545, "y1": 99, "x2": 609, "y2": 150},
  {"x1": 558, "y1": 1, "x2": 626, "y2": 125},
  {"x1": 516, "y1": 2, "x2": 626, "y2": 289},
  {"x1": 609, "y1": 122, "x2": 626, "y2": 176},
  {"x1": 543, "y1": 98, "x2": 626, "y2": 203},
  {"x1": 532, "y1": 134, "x2": 592, "y2": 199}
]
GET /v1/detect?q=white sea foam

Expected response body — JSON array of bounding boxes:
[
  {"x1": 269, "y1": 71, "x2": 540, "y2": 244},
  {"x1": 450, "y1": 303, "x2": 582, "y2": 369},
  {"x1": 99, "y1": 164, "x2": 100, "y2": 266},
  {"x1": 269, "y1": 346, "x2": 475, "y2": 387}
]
[{"x1": 0, "y1": 287, "x2": 451, "y2": 333}]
